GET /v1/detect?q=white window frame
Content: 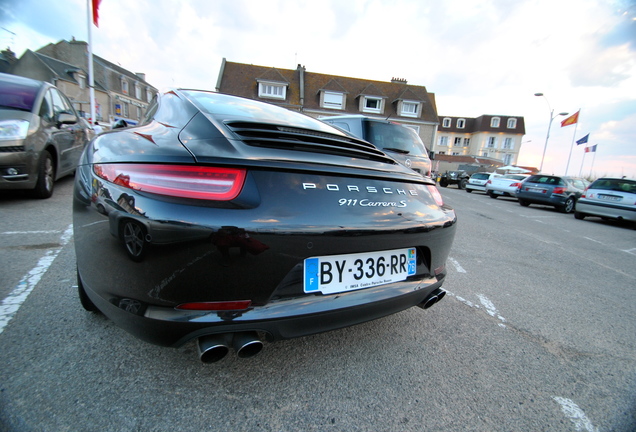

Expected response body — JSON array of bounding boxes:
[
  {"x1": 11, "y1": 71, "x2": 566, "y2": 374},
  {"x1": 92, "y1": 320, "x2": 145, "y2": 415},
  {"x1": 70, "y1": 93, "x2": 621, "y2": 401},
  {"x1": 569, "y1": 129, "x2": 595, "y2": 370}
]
[
  {"x1": 442, "y1": 118, "x2": 451, "y2": 128},
  {"x1": 400, "y1": 100, "x2": 419, "y2": 118},
  {"x1": 258, "y1": 82, "x2": 287, "y2": 100},
  {"x1": 463, "y1": 137, "x2": 470, "y2": 147},
  {"x1": 503, "y1": 154, "x2": 513, "y2": 165},
  {"x1": 135, "y1": 83, "x2": 141, "y2": 100},
  {"x1": 487, "y1": 137, "x2": 497, "y2": 148},
  {"x1": 121, "y1": 78, "x2": 129, "y2": 95},
  {"x1": 146, "y1": 87, "x2": 153, "y2": 103},
  {"x1": 438, "y1": 136, "x2": 449, "y2": 146},
  {"x1": 362, "y1": 96, "x2": 383, "y2": 114},
  {"x1": 453, "y1": 137, "x2": 462, "y2": 146},
  {"x1": 507, "y1": 118, "x2": 517, "y2": 129},
  {"x1": 457, "y1": 118, "x2": 465, "y2": 128},
  {"x1": 491, "y1": 117, "x2": 500, "y2": 128},
  {"x1": 322, "y1": 91, "x2": 345, "y2": 110},
  {"x1": 503, "y1": 137, "x2": 514, "y2": 149}
]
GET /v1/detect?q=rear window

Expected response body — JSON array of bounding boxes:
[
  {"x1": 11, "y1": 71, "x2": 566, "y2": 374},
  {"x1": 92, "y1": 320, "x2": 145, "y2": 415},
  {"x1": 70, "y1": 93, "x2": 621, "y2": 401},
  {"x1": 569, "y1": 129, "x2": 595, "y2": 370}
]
[
  {"x1": 590, "y1": 178, "x2": 636, "y2": 193},
  {"x1": 0, "y1": 77, "x2": 41, "y2": 112},
  {"x1": 526, "y1": 175, "x2": 563, "y2": 185},
  {"x1": 471, "y1": 173, "x2": 489, "y2": 180}
]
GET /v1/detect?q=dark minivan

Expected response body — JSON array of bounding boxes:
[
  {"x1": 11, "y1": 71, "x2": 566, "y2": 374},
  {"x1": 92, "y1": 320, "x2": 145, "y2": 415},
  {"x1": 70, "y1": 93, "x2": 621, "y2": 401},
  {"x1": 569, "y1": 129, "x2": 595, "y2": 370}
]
[
  {"x1": 322, "y1": 115, "x2": 433, "y2": 177},
  {"x1": 0, "y1": 73, "x2": 90, "y2": 198}
]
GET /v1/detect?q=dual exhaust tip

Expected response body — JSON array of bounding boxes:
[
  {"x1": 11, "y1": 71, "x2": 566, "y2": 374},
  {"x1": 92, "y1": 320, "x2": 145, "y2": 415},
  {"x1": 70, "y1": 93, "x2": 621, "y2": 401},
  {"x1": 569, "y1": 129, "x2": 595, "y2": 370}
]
[
  {"x1": 198, "y1": 289, "x2": 446, "y2": 363},
  {"x1": 197, "y1": 331, "x2": 263, "y2": 363},
  {"x1": 417, "y1": 288, "x2": 446, "y2": 310}
]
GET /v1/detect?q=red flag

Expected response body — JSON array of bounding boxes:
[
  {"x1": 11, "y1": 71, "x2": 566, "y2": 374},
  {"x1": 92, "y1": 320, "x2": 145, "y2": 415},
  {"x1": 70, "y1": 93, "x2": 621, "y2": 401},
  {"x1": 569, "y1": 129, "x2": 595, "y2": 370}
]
[
  {"x1": 584, "y1": 144, "x2": 597, "y2": 153},
  {"x1": 92, "y1": 0, "x2": 102, "y2": 27},
  {"x1": 560, "y1": 110, "x2": 579, "y2": 127}
]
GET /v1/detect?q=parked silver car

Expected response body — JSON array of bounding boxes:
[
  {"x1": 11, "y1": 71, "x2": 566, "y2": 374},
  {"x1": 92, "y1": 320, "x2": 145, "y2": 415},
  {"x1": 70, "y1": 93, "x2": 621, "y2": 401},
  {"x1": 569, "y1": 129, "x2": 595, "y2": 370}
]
[
  {"x1": 0, "y1": 73, "x2": 90, "y2": 198},
  {"x1": 575, "y1": 177, "x2": 636, "y2": 224}
]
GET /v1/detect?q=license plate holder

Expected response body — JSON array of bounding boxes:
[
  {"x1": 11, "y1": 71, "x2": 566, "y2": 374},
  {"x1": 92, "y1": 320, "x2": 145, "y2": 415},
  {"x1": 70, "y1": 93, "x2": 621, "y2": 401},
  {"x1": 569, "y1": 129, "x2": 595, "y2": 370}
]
[{"x1": 304, "y1": 248, "x2": 417, "y2": 295}]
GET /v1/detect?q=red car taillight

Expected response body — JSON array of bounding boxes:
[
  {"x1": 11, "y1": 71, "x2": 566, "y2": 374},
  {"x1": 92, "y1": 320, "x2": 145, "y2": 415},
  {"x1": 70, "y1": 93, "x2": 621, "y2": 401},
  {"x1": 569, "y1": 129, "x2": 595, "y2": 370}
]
[
  {"x1": 553, "y1": 187, "x2": 566, "y2": 194},
  {"x1": 427, "y1": 185, "x2": 444, "y2": 206},
  {"x1": 486, "y1": 180, "x2": 492, "y2": 185},
  {"x1": 94, "y1": 164, "x2": 247, "y2": 200}
]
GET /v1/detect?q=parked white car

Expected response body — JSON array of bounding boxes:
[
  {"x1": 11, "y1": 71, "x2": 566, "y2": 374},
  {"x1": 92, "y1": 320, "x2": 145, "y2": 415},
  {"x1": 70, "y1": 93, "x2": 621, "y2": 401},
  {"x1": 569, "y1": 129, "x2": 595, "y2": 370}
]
[
  {"x1": 485, "y1": 174, "x2": 530, "y2": 199},
  {"x1": 466, "y1": 172, "x2": 501, "y2": 193},
  {"x1": 574, "y1": 177, "x2": 636, "y2": 224}
]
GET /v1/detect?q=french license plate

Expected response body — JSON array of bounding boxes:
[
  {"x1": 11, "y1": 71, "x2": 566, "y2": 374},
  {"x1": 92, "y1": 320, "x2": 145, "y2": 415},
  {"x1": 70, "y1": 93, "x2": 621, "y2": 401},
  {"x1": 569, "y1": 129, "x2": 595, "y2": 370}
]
[
  {"x1": 599, "y1": 194, "x2": 621, "y2": 202},
  {"x1": 304, "y1": 248, "x2": 417, "y2": 295},
  {"x1": 528, "y1": 187, "x2": 546, "y2": 193}
]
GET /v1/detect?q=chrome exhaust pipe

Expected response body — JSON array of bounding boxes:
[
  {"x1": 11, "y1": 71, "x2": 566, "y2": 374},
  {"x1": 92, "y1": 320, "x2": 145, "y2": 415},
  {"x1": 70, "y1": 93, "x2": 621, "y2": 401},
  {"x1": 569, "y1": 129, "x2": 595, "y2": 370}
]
[
  {"x1": 197, "y1": 334, "x2": 230, "y2": 363},
  {"x1": 418, "y1": 288, "x2": 446, "y2": 309},
  {"x1": 232, "y1": 332, "x2": 263, "y2": 358}
]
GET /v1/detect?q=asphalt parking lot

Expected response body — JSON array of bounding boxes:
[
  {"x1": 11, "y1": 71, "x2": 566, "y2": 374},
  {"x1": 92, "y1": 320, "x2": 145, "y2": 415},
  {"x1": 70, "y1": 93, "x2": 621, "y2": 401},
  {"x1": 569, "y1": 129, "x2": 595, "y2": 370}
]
[{"x1": 1, "y1": 180, "x2": 635, "y2": 431}]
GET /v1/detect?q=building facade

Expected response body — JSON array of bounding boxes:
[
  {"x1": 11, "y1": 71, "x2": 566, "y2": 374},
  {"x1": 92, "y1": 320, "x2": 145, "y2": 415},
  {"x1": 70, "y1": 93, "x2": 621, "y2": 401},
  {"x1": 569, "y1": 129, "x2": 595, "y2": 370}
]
[
  {"x1": 12, "y1": 38, "x2": 157, "y2": 126},
  {"x1": 435, "y1": 115, "x2": 526, "y2": 166},
  {"x1": 216, "y1": 59, "x2": 440, "y2": 150}
]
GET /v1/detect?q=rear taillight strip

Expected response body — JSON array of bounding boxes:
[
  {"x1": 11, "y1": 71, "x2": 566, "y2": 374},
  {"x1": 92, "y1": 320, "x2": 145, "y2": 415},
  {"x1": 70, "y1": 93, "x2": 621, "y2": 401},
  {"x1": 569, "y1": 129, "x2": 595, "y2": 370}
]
[{"x1": 94, "y1": 164, "x2": 246, "y2": 201}]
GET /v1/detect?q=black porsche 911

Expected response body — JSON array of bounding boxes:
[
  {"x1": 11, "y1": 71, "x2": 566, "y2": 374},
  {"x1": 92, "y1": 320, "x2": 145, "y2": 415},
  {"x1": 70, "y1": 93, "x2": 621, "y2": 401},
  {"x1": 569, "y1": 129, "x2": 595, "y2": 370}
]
[{"x1": 73, "y1": 90, "x2": 457, "y2": 363}]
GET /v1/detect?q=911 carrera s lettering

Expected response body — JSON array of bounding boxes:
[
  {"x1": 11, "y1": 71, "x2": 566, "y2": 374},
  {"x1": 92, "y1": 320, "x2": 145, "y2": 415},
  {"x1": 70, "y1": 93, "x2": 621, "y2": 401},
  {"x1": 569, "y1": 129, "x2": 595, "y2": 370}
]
[
  {"x1": 302, "y1": 183, "x2": 417, "y2": 195},
  {"x1": 338, "y1": 198, "x2": 407, "y2": 207}
]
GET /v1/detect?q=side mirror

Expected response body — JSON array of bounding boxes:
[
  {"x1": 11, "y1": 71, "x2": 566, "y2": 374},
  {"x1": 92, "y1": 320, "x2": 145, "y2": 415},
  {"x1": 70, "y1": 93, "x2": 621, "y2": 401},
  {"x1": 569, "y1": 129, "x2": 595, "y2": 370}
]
[
  {"x1": 112, "y1": 119, "x2": 128, "y2": 129},
  {"x1": 428, "y1": 151, "x2": 435, "y2": 160},
  {"x1": 57, "y1": 113, "x2": 77, "y2": 126}
]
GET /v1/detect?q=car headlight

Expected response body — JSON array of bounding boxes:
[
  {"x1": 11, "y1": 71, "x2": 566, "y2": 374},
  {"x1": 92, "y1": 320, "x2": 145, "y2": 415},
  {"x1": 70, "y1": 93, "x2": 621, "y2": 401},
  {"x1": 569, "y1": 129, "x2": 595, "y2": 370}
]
[{"x1": 0, "y1": 119, "x2": 30, "y2": 141}]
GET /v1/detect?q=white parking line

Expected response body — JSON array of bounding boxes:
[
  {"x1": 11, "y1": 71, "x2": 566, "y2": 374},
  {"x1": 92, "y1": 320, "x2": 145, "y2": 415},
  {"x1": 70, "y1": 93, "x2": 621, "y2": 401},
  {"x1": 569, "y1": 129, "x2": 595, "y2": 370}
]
[
  {"x1": 446, "y1": 291, "x2": 507, "y2": 328},
  {"x1": 0, "y1": 225, "x2": 73, "y2": 335},
  {"x1": 448, "y1": 257, "x2": 466, "y2": 273},
  {"x1": 1, "y1": 230, "x2": 62, "y2": 235},
  {"x1": 623, "y1": 248, "x2": 636, "y2": 256},
  {"x1": 553, "y1": 397, "x2": 599, "y2": 432}
]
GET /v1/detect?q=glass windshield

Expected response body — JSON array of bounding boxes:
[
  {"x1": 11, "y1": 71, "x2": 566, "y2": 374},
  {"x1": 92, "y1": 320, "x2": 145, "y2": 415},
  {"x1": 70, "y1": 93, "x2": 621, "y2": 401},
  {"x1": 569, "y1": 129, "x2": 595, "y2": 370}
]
[
  {"x1": 364, "y1": 121, "x2": 427, "y2": 157},
  {"x1": 0, "y1": 76, "x2": 40, "y2": 112}
]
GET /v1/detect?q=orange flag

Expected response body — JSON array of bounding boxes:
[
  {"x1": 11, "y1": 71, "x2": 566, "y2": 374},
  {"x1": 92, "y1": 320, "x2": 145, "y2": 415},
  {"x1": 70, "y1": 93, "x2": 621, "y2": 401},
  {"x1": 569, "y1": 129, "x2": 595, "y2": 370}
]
[{"x1": 560, "y1": 110, "x2": 579, "y2": 127}]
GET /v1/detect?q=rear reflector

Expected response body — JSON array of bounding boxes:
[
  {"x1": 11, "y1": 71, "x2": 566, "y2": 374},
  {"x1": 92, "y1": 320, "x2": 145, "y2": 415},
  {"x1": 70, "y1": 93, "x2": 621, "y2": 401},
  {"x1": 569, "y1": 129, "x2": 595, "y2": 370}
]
[
  {"x1": 176, "y1": 300, "x2": 252, "y2": 311},
  {"x1": 94, "y1": 164, "x2": 246, "y2": 200}
]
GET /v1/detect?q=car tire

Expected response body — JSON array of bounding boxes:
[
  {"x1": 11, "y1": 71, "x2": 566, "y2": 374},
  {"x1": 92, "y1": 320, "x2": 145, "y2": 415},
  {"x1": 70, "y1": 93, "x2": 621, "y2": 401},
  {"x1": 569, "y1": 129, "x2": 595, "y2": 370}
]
[
  {"x1": 122, "y1": 219, "x2": 148, "y2": 262},
  {"x1": 488, "y1": 191, "x2": 498, "y2": 199},
  {"x1": 561, "y1": 197, "x2": 575, "y2": 213},
  {"x1": 519, "y1": 199, "x2": 530, "y2": 207},
  {"x1": 574, "y1": 211, "x2": 586, "y2": 220},
  {"x1": 439, "y1": 181, "x2": 448, "y2": 187},
  {"x1": 77, "y1": 270, "x2": 99, "y2": 313},
  {"x1": 32, "y1": 150, "x2": 55, "y2": 199},
  {"x1": 459, "y1": 179, "x2": 468, "y2": 189}
]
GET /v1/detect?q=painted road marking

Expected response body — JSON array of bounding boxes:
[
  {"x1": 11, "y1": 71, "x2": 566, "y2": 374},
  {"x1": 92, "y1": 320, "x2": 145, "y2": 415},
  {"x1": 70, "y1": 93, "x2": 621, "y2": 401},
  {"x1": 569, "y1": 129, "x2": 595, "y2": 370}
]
[
  {"x1": 0, "y1": 225, "x2": 73, "y2": 335},
  {"x1": 553, "y1": 397, "x2": 599, "y2": 432}
]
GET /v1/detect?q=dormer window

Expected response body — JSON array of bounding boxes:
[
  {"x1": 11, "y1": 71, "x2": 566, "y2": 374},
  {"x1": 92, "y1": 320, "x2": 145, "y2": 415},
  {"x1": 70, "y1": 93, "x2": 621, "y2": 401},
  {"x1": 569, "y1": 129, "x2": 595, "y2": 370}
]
[
  {"x1": 507, "y1": 118, "x2": 517, "y2": 129},
  {"x1": 135, "y1": 83, "x2": 141, "y2": 99},
  {"x1": 362, "y1": 96, "x2": 383, "y2": 114},
  {"x1": 457, "y1": 118, "x2": 465, "y2": 128},
  {"x1": 442, "y1": 118, "x2": 451, "y2": 128},
  {"x1": 258, "y1": 81, "x2": 287, "y2": 100},
  {"x1": 121, "y1": 77, "x2": 129, "y2": 95},
  {"x1": 491, "y1": 117, "x2": 500, "y2": 128},
  {"x1": 322, "y1": 91, "x2": 345, "y2": 110},
  {"x1": 400, "y1": 100, "x2": 419, "y2": 117}
]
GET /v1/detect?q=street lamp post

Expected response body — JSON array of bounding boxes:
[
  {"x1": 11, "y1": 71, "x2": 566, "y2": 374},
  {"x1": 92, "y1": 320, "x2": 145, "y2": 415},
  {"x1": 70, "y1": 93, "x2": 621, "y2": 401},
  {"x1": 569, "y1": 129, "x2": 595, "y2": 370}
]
[{"x1": 534, "y1": 93, "x2": 568, "y2": 173}]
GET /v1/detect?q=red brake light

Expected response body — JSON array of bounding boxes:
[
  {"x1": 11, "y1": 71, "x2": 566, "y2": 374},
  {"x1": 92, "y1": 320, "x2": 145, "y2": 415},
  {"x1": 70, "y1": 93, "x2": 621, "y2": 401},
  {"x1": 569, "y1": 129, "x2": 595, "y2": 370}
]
[
  {"x1": 486, "y1": 180, "x2": 492, "y2": 185},
  {"x1": 94, "y1": 164, "x2": 246, "y2": 200},
  {"x1": 176, "y1": 300, "x2": 252, "y2": 311},
  {"x1": 427, "y1": 185, "x2": 444, "y2": 206},
  {"x1": 553, "y1": 187, "x2": 566, "y2": 194}
]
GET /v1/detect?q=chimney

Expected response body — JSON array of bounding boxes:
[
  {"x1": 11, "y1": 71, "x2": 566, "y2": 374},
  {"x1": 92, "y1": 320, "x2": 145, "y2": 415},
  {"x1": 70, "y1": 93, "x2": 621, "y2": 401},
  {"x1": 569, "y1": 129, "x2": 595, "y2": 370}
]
[
  {"x1": 391, "y1": 77, "x2": 407, "y2": 84},
  {"x1": 136, "y1": 72, "x2": 146, "y2": 82}
]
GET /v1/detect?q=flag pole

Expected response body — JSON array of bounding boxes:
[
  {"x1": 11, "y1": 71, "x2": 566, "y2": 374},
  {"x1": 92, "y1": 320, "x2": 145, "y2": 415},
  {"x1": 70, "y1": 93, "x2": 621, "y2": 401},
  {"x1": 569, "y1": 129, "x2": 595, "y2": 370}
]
[
  {"x1": 589, "y1": 146, "x2": 597, "y2": 178},
  {"x1": 564, "y1": 108, "x2": 580, "y2": 175},
  {"x1": 579, "y1": 151, "x2": 586, "y2": 177},
  {"x1": 87, "y1": 0, "x2": 97, "y2": 126}
]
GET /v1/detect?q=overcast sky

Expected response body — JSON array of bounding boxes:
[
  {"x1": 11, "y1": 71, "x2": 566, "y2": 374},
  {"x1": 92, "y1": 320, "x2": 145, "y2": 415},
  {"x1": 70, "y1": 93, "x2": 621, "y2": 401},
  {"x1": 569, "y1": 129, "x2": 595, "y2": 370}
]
[{"x1": 2, "y1": 0, "x2": 635, "y2": 178}]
